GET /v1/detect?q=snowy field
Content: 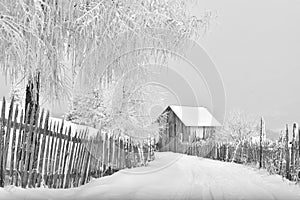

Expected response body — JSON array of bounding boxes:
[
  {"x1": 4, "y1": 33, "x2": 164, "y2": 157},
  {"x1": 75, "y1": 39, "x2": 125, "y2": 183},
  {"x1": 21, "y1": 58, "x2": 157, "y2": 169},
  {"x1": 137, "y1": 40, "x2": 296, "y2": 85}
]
[{"x1": 1, "y1": 152, "x2": 300, "y2": 200}]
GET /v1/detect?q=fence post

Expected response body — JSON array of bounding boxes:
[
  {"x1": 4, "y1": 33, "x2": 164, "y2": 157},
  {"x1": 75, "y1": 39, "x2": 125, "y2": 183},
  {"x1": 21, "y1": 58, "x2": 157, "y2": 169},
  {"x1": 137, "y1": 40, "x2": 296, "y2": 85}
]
[
  {"x1": 299, "y1": 127, "x2": 300, "y2": 173},
  {"x1": 291, "y1": 123, "x2": 297, "y2": 174},
  {"x1": 148, "y1": 137, "x2": 151, "y2": 161},
  {"x1": 9, "y1": 104, "x2": 19, "y2": 185},
  {"x1": 285, "y1": 124, "x2": 291, "y2": 180},
  {"x1": 53, "y1": 119, "x2": 64, "y2": 188},
  {"x1": 0, "y1": 97, "x2": 6, "y2": 187},
  {"x1": 32, "y1": 109, "x2": 45, "y2": 186},
  {"x1": 3, "y1": 98, "x2": 14, "y2": 185},
  {"x1": 43, "y1": 120, "x2": 52, "y2": 187},
  {"x1": 75, "y1": 131, "x2": 86, "y2": 186},
  {"x1": 15, "y1": 110, "x2": 24, "y2": 187},
  {"x1": 65, "y1": 131, "x2": 78, "y2": 188},
  {"x1": 259, "y1": 117, "x2": 263, "y2": 169}
]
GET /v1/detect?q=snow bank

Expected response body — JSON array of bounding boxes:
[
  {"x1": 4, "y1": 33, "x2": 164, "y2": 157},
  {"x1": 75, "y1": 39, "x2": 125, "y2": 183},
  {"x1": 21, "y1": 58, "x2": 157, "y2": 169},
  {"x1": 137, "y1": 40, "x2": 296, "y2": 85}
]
[{"x1": 1, "y1": 152, "x2": 300, "y2": 200}]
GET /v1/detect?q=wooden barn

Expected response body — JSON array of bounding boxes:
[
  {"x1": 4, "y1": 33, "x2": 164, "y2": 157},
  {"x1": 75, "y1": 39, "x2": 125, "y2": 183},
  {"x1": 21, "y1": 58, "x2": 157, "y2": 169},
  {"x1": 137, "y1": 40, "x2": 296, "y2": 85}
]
[{"x1": 157, "y1": 105, "x2": 222, "y2": 153}]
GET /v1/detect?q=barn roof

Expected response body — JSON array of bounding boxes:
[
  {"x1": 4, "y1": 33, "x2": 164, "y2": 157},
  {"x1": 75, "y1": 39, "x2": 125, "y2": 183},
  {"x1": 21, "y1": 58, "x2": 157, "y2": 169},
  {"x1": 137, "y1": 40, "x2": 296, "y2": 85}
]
[{"x1": 167, "y1": 105, "x2": 222, "y2": 127}]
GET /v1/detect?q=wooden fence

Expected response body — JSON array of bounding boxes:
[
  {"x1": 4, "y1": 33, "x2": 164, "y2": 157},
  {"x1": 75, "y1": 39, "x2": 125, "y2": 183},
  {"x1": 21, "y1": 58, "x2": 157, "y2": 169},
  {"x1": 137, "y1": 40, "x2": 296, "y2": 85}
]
[
  {"x1": 182, "y1": 123, "x2": 300, "y2": 183},
  {"x1": 0, "y1": 97, "x2": 154, "y2": 188}
]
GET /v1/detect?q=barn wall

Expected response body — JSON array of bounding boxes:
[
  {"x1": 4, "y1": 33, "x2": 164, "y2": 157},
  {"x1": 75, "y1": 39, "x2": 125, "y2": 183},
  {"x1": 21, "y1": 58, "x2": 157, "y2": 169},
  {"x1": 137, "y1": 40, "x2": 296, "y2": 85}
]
[
  {"x1": 163, "y1": 109, "x2": 188, "y2": 152},
  {"x1": 189, "y1": 126, "x2": 217, "y2": 141}
]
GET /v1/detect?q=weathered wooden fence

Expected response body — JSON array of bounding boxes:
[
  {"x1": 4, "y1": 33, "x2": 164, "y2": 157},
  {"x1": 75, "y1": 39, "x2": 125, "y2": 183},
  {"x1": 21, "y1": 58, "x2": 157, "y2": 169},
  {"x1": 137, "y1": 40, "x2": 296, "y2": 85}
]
[
  {"x1": 182, "y1": 123, "x2": 300, "y2": 183},
  {"x1": 0, "y1": 97, "x2": 154, "y2": 188}
]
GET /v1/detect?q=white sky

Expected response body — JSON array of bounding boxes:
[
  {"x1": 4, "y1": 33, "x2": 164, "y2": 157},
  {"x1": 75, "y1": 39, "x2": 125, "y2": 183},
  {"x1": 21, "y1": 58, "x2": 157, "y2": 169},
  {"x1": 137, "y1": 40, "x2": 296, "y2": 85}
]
[
  {"x1": 0, "y1": 0, "x2": 299, "y2": 130},
  {"x1": 193, "y1": 0, "x2": 300, "y2": 130}
]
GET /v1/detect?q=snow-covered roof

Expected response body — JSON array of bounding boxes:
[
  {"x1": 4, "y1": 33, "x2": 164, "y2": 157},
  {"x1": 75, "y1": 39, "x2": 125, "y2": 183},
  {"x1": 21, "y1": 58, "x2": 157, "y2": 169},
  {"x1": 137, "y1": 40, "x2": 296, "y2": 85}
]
[{"x1": 167, "y1": 105, "x2": 222, "y2": 127}]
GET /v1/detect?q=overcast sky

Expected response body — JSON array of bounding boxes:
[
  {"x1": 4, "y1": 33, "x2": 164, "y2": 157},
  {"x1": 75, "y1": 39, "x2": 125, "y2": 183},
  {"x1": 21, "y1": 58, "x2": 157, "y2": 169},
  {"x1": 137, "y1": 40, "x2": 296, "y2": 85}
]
[
  {"x1": 0, "y1": 0, "x2": 299, "y2": 130},
  {"x1": 194, "y1": 0, "x2": 300, "y2": 130}
]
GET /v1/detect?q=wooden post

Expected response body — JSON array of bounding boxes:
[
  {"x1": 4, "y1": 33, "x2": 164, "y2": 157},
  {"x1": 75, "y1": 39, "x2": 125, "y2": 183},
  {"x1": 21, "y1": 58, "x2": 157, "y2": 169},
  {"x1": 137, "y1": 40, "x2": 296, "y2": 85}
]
[
  {"x1": 148, "y1": 137, "x2": 151, "y2": 162},
  {"x1": 108, "y1": 135, "x2": 113, "y2": 169},
  {"x1": 14, "y1": 110, "x2": 24, "y2": 186},
  {"x1": 37, "y1": 111, "x2": 49, "y2": 187},
  {"x1": 120, "y1": 139, "x2": 124, "y2": 169},
  {"x1": 0, "y1": 97, "x2": 6, "y2": 187},
  {"x1": 285, "y1": 124, "x2": 290, "y2": 180},
  {"x1": 43, "y1": 121, "x2": 52, "y2": 187},
  {"x1": 60, "y1": 127, "x2": 71, "y2": 188},
  {"x1": 298, "y1": 127, "x2": 300, "y2": 174},
  {"x1": 80, "y1": 137, "x2": 92, "y2": 186},
  {"x1": 76, "y1": 131, "x2": 87, "y2": 186},
  {"x1": 48, "y1": 122, "x2": 57, "y2": 188},
  {"x1": 32, "y1": 109, "x2": 45, "y2": 186},
  {"x1": 291, "y1": 123, "x2": 297, "y2": 174},
  {"x1": 53, "y1": 119, "x2": 64, "y2": 188},
  {"x1": 84, "y1": 137, "x2": 94, "y2": 185},
  {"x1": 65, "y1": 131, "x2": 77, "y2": 188},
  {"x1": 10, "y1": 104, "x2": 19, "y2": 185},
  {"x1": 96, "y1": 131, "x2": 103, "y2": 177},
  {"x1": 58, "y1": 127, "x2": 67, "y2": 187},
  {"x1": 3, "y1": 98, "x2": 14, "y2": 185},
  {"x1": 259, "y1": 117, "x2": 263, "y2": 169},
  {"x1": 70, "y1": 131, "x2": 82, "y2": 186},
  {"x1": 74, "y1": 131, "x2": 86, "y2": 187}
]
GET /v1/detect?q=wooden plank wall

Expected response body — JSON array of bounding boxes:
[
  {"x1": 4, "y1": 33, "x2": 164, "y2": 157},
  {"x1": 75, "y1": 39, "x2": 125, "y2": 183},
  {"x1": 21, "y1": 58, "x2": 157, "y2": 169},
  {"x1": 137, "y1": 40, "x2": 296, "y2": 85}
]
[{"x1": 0, "y1": 97, "x2": 153, "y2": 188}]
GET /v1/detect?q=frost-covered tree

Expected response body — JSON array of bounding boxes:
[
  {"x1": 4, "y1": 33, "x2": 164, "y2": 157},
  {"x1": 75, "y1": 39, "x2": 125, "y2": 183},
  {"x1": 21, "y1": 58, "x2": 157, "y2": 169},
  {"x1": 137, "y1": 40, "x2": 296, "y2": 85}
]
[
  {"x1": 0, "y1": 0, "x2": 211, "y2": 109},
  {"x1": 67, "y1": 65, "x2": 167, "y2": 139},
  {"x1": 220, "y1": 109, "x2": 259, "y2": 142},
  {"x1": 65, "y1": 89, "x2": 106, "y2": 128}
]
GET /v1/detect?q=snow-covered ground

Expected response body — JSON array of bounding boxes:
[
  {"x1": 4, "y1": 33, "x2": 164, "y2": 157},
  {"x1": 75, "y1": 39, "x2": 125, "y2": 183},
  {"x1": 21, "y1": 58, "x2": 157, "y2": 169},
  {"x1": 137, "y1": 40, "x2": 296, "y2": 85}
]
[{"x1": 1, "y1": 152, "x2": 300, "y2": 200}]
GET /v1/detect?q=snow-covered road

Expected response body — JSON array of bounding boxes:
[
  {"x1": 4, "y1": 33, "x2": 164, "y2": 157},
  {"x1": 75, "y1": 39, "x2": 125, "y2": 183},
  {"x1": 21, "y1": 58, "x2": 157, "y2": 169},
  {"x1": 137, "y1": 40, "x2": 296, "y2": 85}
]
[{"x1": 1, "y1": 152, "x2": 300, "y2": 200}]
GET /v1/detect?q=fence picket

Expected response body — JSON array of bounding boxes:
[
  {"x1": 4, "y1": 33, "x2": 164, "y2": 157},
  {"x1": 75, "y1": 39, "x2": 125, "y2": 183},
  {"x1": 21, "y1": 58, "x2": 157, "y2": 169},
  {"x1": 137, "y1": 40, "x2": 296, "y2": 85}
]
[
  {"x1": 65, "y1": 131, "x2": 78, "y2": 188},
  {"x1": 32, "y1": 109, "x2": 44, "y2": 186},
  {"x1": 285, "y1": 125, "x2": 291, "y2": 180},
  {"x1": 9, "y1": 104, "x2": 18, "y2": 185},
  {"x1": 47, "y1": 122, "x2": 57, "y2": 187},
  {"x1": 44, "y1": 120, "x2": 52, "y2": 186},
  {"x1": 0, "y1": 97, "x2": 6, "y2": 187},
  {"x1": 77, "y1": 133, "x2": 88, "y2": 186},
  {"x1": 58, "y1": 125, "x2": 67, "y2": 187},
  {"x1": 75, "y1": 131, "x2": 87, "y2": 187},
  {"x1": 69, "y1": 131, "x2": 80, "y2": 187},
  {"x1": 61, "y1": 126, "x2": 71, "y2": 188},
  {"x1": 80, "y1": 138, "x2": 92, "y2": 186},
  {"x1": 109, "y1": 135, "x2": 113, "y2": 169},
  {"x1": 96, "y1": 131, "x2": 103, "y2": 177},
  {"x1": 15, "y1": 110, "x2": 24, "y2": 186},
  {"x1": 298, "y1": 128, "x2": 300, "y2": 176},
  {"x1": 50, "y1": 123, "x2": 57, "y2": 187},
  {"x1": 37, "y1": 110, "x2": 49, "y2": 187},
  {"x1": 72, "y1": 131, "x2": 84, "y2": 187},
  {"x1": 102, "y1": 133, "x2": 108, "y2": 173},
  {"x1": 53, "y1": 120, "x2": 63, "y2": 188},
  {"x1": 3, "y1": 98, "x2": 14, "y2": 181}
]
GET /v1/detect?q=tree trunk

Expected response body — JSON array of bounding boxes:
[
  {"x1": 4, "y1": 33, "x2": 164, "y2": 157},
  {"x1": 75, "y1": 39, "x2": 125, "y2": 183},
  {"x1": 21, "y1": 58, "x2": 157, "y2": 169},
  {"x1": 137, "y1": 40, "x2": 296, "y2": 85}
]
[
  {"x1": 24, "y1": 73, "x2": 40, "y2": 124},
  {"x1": 23, "y1": 73, "x2": 40, "y2": 173}
]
